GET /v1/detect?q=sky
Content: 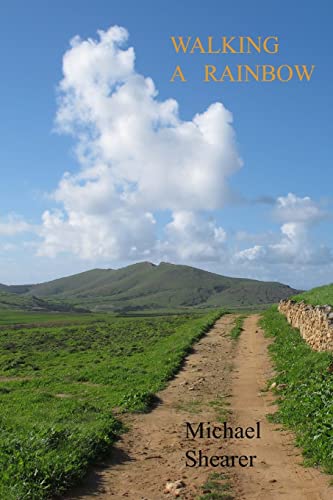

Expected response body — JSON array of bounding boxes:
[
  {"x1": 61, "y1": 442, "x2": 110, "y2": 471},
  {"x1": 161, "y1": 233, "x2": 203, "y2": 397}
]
[{"x1": 0, "y1": 0, "x2": 332, "y2": 289}]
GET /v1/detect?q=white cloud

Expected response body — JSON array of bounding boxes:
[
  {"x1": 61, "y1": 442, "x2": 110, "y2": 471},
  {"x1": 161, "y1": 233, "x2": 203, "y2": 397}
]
[
  {"x1": 236, "y1": 245, "x2": 266, "y2": 261},
  {"x1": 236, "y1": 194, "x2": 332, "y2": 266},
  {"x1": 158, "y1": 211, "x2": 227, "y2": 261},
  {"x1": 36, "y1": 25, "x2": 241, "y2": 259},
  {"x1": 274, "y1": 192, "x2": 327, "y2": 224},
  {"x1": 37, "y1": 207, "x2": 156, "y2": 260}
]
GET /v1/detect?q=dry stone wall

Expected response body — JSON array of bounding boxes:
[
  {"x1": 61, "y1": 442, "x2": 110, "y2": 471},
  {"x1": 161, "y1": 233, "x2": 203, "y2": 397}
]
[{"x1": 278, "y1": 299, "x2": 333, "y2": 351}]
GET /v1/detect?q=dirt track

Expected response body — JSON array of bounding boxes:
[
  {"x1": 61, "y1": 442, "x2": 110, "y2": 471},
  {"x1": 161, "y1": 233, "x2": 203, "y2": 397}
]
[
  {"x1": 230, "y1": 315, "x2": 332, "y2": 499},
  {"x1": 67, "y1": 314, "x2": 332, "y2": 499}
]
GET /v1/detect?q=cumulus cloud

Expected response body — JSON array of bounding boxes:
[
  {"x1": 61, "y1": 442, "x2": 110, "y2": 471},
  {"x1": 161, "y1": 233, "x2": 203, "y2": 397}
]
[
  {"x1": 37, "y1": 25, "x2": 241, "y2": 259},
  {"x1": 37, "y1": 207, "x2": 156, "y2": 259},
  {"x1": 158, "y1": 211, "x2": 227, "y2": 261},
  {"x1": 274, "y1": 193, "x2": 327, "y2": 224},
  {"x1": 3, "y1": 26, "x2": 330, "y2": 290},
  {"x1": 236, "y1": 245, "x2": 266, "y2": 261},
  {"x1": 236, "y1": 194, "x2": 332, "y2": 266}
]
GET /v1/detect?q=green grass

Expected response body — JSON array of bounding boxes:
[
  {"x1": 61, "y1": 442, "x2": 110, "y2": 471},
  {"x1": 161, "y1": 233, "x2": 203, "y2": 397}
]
[
  {"x1": 293, "y1": 283, "x2": 333, "y2": 307},
  {"x1": 175, "y1": 399, "x2": 203, "y2": 414},
  {"x1": 230, "y1": 315, "x2": 246, "y2": 340},
  {"x1": 200, "y1": 471, "x2": 234, "y2": 499},
  {"x1": 0, "y1": 310, "x2": 104, "y2": 326},
  {"x1": 208, "y1": 395, "x2": 231, "y2": 422},
  {"x1": 0, "y1": 309, "x2": 224, "y2": 499},
  {"x1": 260, "y1": 306, "x2": 333, "y2": 475}
]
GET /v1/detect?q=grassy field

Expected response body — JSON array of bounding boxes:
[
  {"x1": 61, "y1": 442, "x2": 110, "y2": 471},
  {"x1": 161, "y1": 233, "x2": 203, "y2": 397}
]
[
  {"x1": 0, "y1": 310, "x2": 103, "y2": 326},
  {"x1": 293, "y1": 283, "x2": 333, "y2": 306},
  {"x1": 261, "y1": 307, "x2": 333, "y2": 475},
  {"x1": 0, "y1": 309, "x2": 223, "y2": 499}
]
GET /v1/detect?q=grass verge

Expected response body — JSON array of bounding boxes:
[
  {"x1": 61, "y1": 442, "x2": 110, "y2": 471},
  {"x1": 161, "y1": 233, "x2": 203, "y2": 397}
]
[
  {"x1": 292, "y1": 283, "x2": 333, "y2": 307},
  {"x1": 260, "y1": 306, "x2": 333, "y2": 475}
]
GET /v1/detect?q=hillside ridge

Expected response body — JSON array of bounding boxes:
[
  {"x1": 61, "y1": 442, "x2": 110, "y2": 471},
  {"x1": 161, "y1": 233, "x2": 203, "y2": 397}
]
[{"x1": 0, "y1": 261, "x2": 299, "y2": 312}]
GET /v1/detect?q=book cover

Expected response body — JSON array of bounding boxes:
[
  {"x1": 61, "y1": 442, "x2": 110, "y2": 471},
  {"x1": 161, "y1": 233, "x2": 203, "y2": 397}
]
[{"x1": 0, "y1": 1, "x2": 332, "y2": 499}]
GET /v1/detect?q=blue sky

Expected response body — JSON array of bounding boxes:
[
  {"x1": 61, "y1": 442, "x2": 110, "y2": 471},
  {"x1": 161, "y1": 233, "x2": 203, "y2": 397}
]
[{"x1": 0, "y1": 0, "x2": 332, "y2": 288}]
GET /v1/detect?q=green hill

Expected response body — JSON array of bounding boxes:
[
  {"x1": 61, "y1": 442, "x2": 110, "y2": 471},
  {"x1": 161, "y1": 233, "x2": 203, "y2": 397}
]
[
  {"x1": 16, "y1": 261, "x2": 299, "y2": 312},
  {"x1": 293, "y1": 283, "x2": 333, "y2": 306},
  {"x1": 25, "y1": 268, "x2": 112, "y2": 298}
]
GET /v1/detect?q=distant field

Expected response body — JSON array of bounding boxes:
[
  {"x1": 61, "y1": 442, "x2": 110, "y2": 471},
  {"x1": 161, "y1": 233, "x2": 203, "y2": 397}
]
[
  {"x1": 0, "y1": 310, "x2": 102, "y2": 326},
  {"x1": 293, "y1": 283, "x2": 333, "y2": 306},
  {"x1": 0, "y1": 309, "x2": 223, "y2": 498}
]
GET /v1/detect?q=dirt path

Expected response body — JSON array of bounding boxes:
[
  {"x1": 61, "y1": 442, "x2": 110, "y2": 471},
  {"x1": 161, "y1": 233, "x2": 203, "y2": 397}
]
[
  {"x1": 230, "y1": 315, "x2": 332, "y2": 499},
  {"x1": 67, "y1": 314, "x2": 236, "y2": 500},
  {"x1": 67, "y1": 314, "x2": 332, "y2": 500}
]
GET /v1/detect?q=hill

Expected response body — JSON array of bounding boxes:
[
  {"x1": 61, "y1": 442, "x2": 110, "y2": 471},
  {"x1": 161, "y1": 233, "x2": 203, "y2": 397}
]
[
  {"x1": 293, "y1": 283, "x2": 333, "y2": 306},
  {"x1": 16, "y1": 261, "x2": 299, "y2": 312}
]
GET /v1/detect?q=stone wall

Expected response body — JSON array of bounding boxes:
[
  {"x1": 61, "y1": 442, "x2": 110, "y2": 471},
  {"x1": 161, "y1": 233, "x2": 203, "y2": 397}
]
[{"x1": 278, "y1": 299, "x2": 333, "y2": 351}]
